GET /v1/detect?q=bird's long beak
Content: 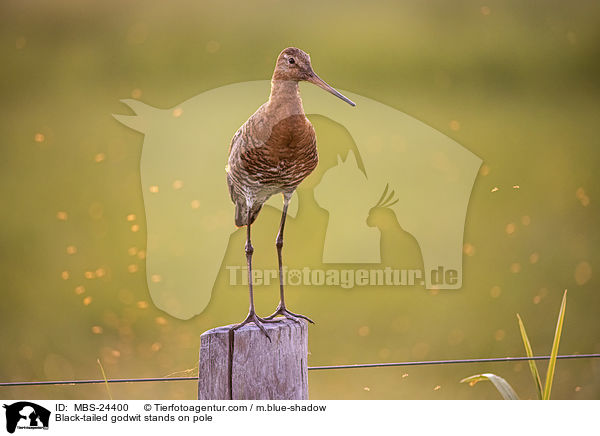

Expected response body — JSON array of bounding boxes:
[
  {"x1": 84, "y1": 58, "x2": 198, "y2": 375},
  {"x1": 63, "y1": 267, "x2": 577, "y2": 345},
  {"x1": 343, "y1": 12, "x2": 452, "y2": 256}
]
[{"x1": 308, "y1": 72, "x2": 356, "y2": 107}]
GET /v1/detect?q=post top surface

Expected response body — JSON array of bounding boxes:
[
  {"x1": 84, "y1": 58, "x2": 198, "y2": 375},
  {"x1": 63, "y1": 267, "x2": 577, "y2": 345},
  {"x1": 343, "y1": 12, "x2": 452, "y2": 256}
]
[{"x1": 201, "y1": 317, "x2": 307, "y2": 338}]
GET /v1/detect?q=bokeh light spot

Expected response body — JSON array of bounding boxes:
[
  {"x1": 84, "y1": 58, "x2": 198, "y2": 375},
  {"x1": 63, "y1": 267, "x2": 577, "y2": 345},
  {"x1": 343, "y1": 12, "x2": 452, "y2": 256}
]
[
  {"x1": 463, "y1": 243, "x2": 475, "y2": 256},
  {"x1": 490, "y1": 285, "x2": 501, "y2": 298},
  {"x1": 529, "y1": 252, "x2": 539, "y2": 264},
  {"x1": 505, "y1": 223, "x2": 516, "y2": 235},
  {"x1": 574, "y1": 261, "x2": 591, "y2": 285},
  {"x1": 576, "y1": 187, "x2": 590, "y2": 207},
  {"x1": 84, "y1": 271, "x2": 95, "y2": 279}
]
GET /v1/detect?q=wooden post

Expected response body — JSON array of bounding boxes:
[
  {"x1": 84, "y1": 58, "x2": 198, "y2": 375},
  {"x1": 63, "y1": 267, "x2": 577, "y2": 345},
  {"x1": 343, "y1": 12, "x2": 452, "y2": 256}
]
[{"x1": 198, "y1": 318, "x2": 308, "y2": 400}]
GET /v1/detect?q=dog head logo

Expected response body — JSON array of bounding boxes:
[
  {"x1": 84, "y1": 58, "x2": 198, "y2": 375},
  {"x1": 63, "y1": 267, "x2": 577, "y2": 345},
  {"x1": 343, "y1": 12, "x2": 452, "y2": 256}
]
[
  {"x1": 114, "y1": 80, "x2": 481, "y2": 319},
  {"x1": 3, "y1": 402, "x2": 50, "y2": 433}
]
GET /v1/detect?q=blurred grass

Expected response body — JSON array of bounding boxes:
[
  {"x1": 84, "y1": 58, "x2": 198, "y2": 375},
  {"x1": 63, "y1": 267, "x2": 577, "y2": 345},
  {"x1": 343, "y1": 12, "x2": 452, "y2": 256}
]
[
  {"x1": 460, "y1": 373, "x2": 519, "y2": 400},
  {"x1": 543, "y1": 289, "x2": 568, "y2": 399},
  {"x1": 461, "y1": 289, "x2": 567, "y2": 399},
  {"x1": 0, "y1": 0, "x2": 599, "y2": 399},
  {"x1": 517, "y1": 313, "x2": 543, "y2": 399}
]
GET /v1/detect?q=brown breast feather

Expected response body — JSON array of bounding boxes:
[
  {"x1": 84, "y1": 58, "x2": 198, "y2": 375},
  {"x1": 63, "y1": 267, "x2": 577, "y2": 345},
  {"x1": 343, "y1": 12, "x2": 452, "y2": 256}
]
[{"x1": 237, "y1": 114, "x2": 318, "y2": 190}]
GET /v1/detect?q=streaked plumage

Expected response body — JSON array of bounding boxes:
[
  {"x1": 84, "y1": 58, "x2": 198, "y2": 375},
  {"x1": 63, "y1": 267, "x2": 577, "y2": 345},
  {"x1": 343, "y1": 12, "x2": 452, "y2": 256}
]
[{"x1": 226, "y1": 47, "x2": 355, "y2": 338}]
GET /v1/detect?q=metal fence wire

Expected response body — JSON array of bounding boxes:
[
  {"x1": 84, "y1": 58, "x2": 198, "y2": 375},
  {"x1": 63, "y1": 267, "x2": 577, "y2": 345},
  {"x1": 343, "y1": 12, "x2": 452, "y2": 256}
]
[{"x1": 1, "y1": 353, "x2": 599, "y2": 387}]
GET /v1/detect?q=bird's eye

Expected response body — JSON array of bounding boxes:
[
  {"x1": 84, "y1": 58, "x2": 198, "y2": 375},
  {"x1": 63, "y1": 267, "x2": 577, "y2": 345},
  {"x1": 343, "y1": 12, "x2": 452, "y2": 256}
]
[{"x1": 288, "y1": 58, "x2": 295, "y2": 64}]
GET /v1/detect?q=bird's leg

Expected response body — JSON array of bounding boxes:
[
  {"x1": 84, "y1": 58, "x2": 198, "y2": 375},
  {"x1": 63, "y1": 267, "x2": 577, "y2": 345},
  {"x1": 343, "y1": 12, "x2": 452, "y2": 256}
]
[
  {"x1": 230, "y1": 207, "x2": 275, "y2": 341},
  {"x1": 265, "y1": 196, "x2": 314, "y2": 324}
]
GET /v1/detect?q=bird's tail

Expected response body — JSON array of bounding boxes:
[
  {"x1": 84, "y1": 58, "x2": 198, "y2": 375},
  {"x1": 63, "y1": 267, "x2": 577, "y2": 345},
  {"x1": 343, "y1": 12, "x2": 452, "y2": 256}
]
[{"x1": 235, "y1": 202, "x2": 263, "y2": 227}]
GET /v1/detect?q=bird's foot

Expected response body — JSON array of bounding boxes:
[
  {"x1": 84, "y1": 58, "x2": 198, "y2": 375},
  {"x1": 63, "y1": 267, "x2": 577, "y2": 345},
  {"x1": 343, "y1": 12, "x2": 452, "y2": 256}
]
[
  {"x1": 264, "y1": 304, "x2": 314, "y2": 324},
  {"x1": 231, "y1": 311, "x2": 278, "y2": 341}
]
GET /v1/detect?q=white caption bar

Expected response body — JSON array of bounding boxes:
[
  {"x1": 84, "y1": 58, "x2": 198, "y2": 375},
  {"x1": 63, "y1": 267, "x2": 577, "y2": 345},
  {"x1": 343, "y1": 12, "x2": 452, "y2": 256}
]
[{"x1": 1, "y1": 400, "x2": 596, "y2": 435}]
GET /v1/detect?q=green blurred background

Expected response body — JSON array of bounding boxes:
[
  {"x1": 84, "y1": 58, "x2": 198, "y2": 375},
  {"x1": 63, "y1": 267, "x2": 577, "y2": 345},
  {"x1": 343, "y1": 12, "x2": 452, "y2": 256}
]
[{"x1": 1, "y1": 0, "x2": 599, "y2": 400}]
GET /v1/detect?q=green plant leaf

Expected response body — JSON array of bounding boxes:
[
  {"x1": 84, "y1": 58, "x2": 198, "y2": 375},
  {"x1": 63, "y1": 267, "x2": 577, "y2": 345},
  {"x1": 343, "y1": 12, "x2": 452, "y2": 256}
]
[
  {"x1": 460, "y1": 373, "x2": 519, "y2": 400},
  {"x1": 543, "y1": 289, "x2": 567, "y2": 400},
  {"x1": 517, "y1": 313, "x2": 543, "y2": 400}
]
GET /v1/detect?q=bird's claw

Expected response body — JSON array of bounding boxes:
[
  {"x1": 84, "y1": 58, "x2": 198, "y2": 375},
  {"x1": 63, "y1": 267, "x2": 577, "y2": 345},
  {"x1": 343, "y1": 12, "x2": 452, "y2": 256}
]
[
  {"x1": 264, "y1": 304, "x2": 314, "y2": 324},
  {"x1": 231, "y1": 311, "x2": 278, "y2": 342}
]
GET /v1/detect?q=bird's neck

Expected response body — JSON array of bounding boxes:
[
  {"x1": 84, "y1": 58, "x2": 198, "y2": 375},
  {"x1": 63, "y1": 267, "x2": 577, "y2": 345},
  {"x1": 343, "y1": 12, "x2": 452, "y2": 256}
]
[{"x1": 268, "y1": 79, "x2": 304, "y2": 116}]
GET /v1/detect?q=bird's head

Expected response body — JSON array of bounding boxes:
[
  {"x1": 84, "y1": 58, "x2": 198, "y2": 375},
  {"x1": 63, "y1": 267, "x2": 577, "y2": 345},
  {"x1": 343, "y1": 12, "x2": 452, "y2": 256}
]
[{"x1": 273, "y1": 47, "x2": 356, "y2": 107}]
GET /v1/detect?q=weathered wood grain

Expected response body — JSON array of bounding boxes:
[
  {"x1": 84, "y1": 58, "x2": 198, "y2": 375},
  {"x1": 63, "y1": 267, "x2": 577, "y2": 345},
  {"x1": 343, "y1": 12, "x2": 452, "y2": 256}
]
[{"x1": 198, "y1": 318, "x2": 308, "y2": 400}]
